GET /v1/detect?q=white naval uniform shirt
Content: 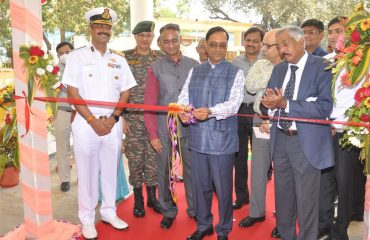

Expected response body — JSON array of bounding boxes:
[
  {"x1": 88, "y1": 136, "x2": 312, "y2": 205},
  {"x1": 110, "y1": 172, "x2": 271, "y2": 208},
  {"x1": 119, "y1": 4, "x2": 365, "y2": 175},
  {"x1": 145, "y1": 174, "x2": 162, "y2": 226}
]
[{"x1": 62, "y1": 45, "x2": 137, "y2": 116}]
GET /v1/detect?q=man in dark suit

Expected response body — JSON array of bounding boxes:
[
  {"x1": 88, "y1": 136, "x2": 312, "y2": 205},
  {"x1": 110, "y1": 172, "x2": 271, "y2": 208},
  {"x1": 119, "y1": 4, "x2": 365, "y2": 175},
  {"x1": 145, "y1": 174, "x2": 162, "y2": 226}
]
[{"x1": 261, "y1": 26, "x2": 334, "y2": 240}]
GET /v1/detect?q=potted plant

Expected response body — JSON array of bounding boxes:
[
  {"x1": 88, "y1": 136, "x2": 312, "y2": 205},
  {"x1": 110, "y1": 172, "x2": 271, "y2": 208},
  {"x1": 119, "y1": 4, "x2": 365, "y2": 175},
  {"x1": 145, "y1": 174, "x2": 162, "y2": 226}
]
[{"x1": 0, "y1": 84, "x2": 20, "y2": 188}]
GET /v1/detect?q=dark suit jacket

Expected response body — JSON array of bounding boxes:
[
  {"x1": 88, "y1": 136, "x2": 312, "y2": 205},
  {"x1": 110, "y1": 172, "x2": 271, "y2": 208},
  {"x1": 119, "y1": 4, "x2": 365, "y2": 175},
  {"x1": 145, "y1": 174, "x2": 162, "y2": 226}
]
[{"x1": 265, "y1": 54, "x2": 334, "y2": 170}]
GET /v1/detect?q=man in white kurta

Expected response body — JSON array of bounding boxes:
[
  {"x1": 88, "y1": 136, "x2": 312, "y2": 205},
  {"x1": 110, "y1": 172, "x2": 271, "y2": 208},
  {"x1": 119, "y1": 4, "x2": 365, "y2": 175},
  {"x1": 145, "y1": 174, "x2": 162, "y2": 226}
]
[{"x1": 62, "y1": 7, "x2": 136, "y2": 239}]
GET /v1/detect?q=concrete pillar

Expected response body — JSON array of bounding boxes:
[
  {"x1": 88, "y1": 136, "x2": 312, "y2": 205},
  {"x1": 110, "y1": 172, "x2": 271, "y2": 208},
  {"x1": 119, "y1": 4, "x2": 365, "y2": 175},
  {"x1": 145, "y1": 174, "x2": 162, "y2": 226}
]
[{"x1": 130, "y1": 0, "x2": 154, "y2": 33}]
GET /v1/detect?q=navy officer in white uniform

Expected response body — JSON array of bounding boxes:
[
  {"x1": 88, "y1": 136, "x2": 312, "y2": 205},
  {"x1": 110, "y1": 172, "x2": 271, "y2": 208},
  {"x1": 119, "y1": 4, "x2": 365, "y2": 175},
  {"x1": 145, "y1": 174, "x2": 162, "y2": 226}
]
[{"x1": 62, "y1": 7, "x2": 136, "y2": 240}]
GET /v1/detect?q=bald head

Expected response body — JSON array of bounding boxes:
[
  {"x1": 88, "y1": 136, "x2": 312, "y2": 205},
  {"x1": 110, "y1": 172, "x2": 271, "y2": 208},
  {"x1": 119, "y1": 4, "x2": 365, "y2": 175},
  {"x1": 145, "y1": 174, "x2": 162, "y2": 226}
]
[
  {"x1": 262, "y1": 29, "x2": 282, "y2": 65},
  {"x1": 196, "y1": 38, "x2": 208, "y2": 63}
]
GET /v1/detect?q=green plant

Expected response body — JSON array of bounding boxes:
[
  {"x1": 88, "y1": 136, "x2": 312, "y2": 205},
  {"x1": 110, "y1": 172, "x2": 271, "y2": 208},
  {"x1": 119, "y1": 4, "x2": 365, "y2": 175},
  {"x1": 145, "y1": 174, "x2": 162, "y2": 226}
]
[
  {"x1": 0, "y1": 128, "x2": 19, "y2": 177},
  {"x1": 0, "y1": 84, "x2": 19, "y2": 177}
]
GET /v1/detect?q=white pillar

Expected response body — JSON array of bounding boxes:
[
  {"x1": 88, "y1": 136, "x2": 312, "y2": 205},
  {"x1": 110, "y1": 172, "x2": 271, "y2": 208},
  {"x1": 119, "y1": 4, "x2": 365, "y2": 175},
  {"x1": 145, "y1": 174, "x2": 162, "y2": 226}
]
[{"x1": 130, "y1": 0, "x2": 154, "y2": 33}]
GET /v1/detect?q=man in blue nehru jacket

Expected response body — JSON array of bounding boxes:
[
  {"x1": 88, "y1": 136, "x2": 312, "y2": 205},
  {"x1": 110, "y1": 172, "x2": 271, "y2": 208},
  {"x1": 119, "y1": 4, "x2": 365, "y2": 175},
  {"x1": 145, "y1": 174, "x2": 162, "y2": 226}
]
[{"x1": 178, "y1": 26, "x2": 244, "y2": 240}]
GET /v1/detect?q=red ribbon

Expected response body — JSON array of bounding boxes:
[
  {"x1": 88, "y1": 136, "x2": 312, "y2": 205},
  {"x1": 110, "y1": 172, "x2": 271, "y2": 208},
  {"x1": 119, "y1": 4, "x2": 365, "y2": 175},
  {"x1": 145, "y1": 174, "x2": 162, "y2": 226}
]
[{"x1": 13, "y1": 95, "x2": 370, "y2": 132}]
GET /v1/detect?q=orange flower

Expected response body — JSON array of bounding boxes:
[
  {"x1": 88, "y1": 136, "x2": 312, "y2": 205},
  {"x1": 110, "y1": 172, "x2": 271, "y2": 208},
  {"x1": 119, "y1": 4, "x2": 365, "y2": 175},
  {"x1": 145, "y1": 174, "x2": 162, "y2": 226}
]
[
  {"x1": 29, "y1": 56, "x2": 38, "y2": 64},
  {"x1": 365, "y1": 97, "x2": 370, "y2": 108},
  {"x1": 363, "y1": 81, "x2": 370, "y2": 88},
  {"x1": 341, "y1": 72, "x2": 351, "y2": 86},
  {"x1": 342, "y1": 43, "x2": 357, "y2": 53},
  {"x1": 355, "y1": 48, "x2": 364, "y2": 58},
  {"x1": 352, "y1": 55, "x2": 362, "y2": 65},
  {"x1": 360, "y1": 19, "x2": 370, "y2": 31}
]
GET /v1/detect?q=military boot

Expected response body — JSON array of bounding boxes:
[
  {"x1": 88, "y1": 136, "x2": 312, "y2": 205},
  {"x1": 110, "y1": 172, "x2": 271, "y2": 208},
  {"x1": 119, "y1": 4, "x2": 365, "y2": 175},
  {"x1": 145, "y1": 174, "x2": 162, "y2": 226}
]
[
  {"x1": 146, "y1": 185, "x2": 163, "y2": 214},
  {"x1": 133, "y1": 187, "x2": 145, "y2": 217}
]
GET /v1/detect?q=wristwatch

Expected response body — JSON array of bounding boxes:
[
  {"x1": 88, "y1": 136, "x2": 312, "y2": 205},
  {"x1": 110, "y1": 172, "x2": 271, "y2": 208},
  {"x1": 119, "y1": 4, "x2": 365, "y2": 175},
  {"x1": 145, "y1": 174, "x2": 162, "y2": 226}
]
[{"x1": 111, "y1": 114, "x2": 120, "y2": 123}]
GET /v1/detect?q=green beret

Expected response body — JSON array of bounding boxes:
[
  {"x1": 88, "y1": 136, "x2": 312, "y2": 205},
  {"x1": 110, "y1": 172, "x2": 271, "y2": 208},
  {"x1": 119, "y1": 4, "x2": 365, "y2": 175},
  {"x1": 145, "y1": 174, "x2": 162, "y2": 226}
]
[{"x1": 132, "y1": 21, "x2": 155, "y2": 34}]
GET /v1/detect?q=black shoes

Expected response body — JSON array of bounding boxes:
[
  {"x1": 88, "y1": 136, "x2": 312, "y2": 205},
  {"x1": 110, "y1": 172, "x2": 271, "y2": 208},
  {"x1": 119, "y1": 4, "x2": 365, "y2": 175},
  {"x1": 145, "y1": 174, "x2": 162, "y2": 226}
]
[
  {"x1": 318, "y1": 228, "x2": 331, "y2": 239},
  {"x1": 186, "y1": 227, "x2": 214, "y2": 240},
  {"x1": 350, "y1": 213, "x2": 364, "y2": 222},
  {"x1": 60, "y1": 182, "x2": 70, "y2": 192},
  {"x1": 232, "y1": 199, "x2": 249, "y2": 209},
  {"x1": 160, "y1": 216, "x2": 175, "y2": 229},
  {"x1": 133, "y1": 187, "x2": 145, "y2": 217},
  {"x1": 217, "y1": 237, "x2": 228, "y2": 240},
  {"x1": 271, "y1": 226, "x2": 281, "y2": 238},
  {"x1": 239, "y1": 216, "x2": 265, "y2": 227},
  {"x1": 147, "y1": 186, "x2": 163, "y2": 214}
]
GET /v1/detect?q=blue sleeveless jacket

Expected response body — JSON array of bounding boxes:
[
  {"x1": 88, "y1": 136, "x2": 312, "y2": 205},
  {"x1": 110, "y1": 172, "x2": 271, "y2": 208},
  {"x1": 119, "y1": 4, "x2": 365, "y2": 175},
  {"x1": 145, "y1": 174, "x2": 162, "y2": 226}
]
[{"x1": 188, "y1": 60, "x2": 239, "y2": 155}]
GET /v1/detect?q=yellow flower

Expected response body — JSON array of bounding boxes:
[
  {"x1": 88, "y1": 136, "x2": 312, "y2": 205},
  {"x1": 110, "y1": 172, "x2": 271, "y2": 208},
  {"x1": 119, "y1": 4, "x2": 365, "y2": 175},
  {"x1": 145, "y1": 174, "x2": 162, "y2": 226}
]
[
  {"x1": 364, "y1": 82, "x2": 370, "y2": 88},
  {"x1": 29, "y1": 56, "x2": 39, "y2": 64},
  {"x1": 354, "y1": 3, "x2": 364, "y2": 12},
  {"x1": 365, "y1": 97, "x2": 370, "y2": 108},
  {"x1": 360, "y1": 19, "x2": 370, "y2": 31}
]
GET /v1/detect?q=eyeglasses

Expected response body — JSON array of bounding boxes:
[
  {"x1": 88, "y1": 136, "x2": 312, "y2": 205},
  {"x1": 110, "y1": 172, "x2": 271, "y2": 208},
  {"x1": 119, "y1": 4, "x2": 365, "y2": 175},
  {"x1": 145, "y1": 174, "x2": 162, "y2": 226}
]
[
  {"x1": 207, "y1": 42, "x2": 228, "y2": 50},
  {"x1": 262, "y1": 43, "x2": 277, "y2": 49},
  {"x1": 303, "y1": 30, "x2": 321, "y2": 36}
]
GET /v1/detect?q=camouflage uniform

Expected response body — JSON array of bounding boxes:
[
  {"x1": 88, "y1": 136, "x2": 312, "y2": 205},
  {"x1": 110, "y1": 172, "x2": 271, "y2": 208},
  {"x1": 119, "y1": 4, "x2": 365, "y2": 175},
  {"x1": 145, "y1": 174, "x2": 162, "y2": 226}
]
[{"x1": 123, "y1": 48, "x2": 164, "y2": 188}]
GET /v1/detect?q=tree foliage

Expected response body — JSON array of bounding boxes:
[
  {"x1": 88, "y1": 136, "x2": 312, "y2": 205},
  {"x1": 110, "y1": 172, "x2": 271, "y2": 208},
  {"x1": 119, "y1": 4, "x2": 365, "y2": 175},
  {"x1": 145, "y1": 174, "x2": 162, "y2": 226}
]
[
  {"x1": 0, "y1": 0, "x2": 130, "y2": 61},
  {"x1": 154, "y1": 0, "x2": 191, "y2": 18},
  {"x1": 42, "y1": 0, "x2": 130, "y2": 42},
  {"x1": 0, "y1": 0, "x2": 11, "y2": 60},
  {"x1": 202, "y1": 0, "x2": 363, "y2": 29}
]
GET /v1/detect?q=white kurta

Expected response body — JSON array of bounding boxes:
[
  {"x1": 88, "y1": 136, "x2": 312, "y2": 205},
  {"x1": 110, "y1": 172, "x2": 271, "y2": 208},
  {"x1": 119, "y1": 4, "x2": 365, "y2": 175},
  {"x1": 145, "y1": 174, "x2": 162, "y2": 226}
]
[{"x1": 62, "y1": 45, "x2": 136, "y2": 225}]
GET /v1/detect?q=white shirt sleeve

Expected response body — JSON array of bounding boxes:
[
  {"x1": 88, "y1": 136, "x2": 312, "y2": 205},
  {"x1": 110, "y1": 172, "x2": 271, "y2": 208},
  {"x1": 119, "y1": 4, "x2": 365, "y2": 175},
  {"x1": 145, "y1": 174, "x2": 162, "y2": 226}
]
[{"x1": 177, "y1": 68, "x2": 192, "y2": 105}]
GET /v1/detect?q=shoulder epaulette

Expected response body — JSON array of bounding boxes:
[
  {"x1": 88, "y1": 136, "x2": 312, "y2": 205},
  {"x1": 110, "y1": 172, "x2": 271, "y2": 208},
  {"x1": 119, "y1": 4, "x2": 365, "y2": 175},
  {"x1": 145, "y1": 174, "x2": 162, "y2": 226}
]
[{"x1": 110, "y1": 49, "x2": 125, "y2": 58}]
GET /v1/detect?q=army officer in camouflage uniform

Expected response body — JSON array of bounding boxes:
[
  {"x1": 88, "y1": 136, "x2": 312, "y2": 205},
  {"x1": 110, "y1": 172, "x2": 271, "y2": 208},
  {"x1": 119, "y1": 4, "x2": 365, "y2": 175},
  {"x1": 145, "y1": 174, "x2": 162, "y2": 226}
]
[{"x1": 123, "y1": 21, "x2": 164, "y2": 218}]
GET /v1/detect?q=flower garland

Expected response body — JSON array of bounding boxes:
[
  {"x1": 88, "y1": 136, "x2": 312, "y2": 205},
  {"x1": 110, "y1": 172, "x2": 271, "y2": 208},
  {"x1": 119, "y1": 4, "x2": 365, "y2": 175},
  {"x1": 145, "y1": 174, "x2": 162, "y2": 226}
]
[
  {"x1": 331, "y1": 3, "x2": 370, "y2": 88},
  {"x1": 19, "y1": 44, "x2": 60, "y2": 115},
  {"x1": 331, "y1": 2, "x2": 370, "y2": 172}
]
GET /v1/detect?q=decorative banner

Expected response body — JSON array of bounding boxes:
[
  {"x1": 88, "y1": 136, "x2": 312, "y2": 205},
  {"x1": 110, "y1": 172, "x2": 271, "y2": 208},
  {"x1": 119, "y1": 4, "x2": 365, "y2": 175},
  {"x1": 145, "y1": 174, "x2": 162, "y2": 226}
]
[{"x1": 8, "y1": 0, "x2": 78, "y2": 239}]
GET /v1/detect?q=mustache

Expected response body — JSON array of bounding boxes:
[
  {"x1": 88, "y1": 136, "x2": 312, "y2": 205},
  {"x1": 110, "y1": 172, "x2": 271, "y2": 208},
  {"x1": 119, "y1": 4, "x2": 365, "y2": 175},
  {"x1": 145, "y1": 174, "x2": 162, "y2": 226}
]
[
  {"x1": 98, "y1": 32, "x2": 110, "y2": 36},
  {"x1": 281, "y1": 52, "x2": 290, "y2": 58}
]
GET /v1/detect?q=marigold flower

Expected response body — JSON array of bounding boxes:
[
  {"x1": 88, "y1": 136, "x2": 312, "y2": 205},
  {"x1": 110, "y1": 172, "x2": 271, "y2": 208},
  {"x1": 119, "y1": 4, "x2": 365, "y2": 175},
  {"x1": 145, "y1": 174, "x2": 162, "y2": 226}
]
[
  {"x1": 342, "y1": 43, "x2": 357, "y2": 53},
  {"x1": 360, "y1": 19, "x2": 370, "y2": 31},
  {"x1": 340, "y1": 72, "x2": 351, "y2": 87},
  {"x1": 352, "y1": 55, "x2": 362, "y2": 65},
  {"x1": 355, "y1": 48, "x2": 364, "y2": 58},
  {"x1": 354, "y1": 3, "x2": 364, "y2": 12},
  {"x1": 29, "y1": 56, "x2": 38, "y2": 64},
  {"x1": 365, "y1": 97, "x2": 370, "y2": 108}
]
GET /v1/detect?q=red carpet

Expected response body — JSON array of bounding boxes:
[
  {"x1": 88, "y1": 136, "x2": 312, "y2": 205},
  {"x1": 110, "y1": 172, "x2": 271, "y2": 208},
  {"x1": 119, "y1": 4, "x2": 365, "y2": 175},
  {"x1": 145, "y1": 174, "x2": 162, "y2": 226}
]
[{"x1": 94, "y1": 175, "x2": 277, "y2": 240}]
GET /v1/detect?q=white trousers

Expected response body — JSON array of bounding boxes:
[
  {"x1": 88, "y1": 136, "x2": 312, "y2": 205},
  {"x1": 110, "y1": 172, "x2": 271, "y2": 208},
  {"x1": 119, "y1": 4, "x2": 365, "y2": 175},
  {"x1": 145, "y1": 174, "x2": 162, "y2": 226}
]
[{"x1": 71, "y1": 114, "x2": 122, "y2": 225}]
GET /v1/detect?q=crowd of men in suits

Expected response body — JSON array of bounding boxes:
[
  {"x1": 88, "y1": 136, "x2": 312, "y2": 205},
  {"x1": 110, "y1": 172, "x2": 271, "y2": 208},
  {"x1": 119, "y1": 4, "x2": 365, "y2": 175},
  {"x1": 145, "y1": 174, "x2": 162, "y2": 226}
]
[{"x1": 62, "y1": 7, "x2": 365, "y2": 240}]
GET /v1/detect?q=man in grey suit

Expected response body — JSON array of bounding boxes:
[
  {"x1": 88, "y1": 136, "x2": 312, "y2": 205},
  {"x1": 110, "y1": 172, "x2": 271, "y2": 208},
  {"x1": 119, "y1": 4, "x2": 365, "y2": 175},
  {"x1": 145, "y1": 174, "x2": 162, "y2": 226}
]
[
  {"x1": 144, "y1": 23, "x2": 198, "y2": 229},
  {"x1": 261, "y1": 26, "x2": 334, "y2": 240}
]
